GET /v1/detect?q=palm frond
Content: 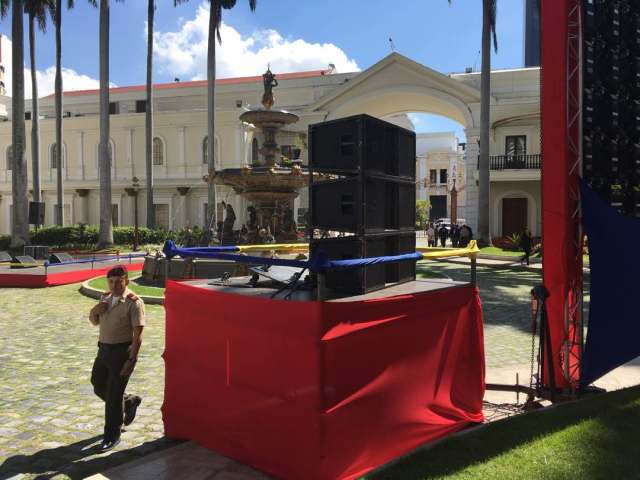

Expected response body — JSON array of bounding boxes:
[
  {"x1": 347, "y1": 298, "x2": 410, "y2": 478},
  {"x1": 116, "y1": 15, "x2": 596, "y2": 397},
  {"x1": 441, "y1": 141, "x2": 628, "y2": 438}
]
[{"x1": 489, "y1": 0, "x2": 498, "y2": 52}]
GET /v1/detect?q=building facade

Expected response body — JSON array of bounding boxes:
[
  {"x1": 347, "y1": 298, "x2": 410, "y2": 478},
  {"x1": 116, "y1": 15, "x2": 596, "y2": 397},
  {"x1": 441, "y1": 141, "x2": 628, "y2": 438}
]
[
  {"x1": 416, "y1": 132, "x2": 466, "y2": 222},
  {"x1": 0, "y1": 51, "x2": 541, "y2": 239}
]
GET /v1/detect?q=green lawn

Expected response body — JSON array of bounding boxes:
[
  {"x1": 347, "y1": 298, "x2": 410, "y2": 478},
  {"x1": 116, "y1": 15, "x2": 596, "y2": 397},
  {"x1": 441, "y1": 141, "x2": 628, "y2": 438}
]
[
  {"x1": 480, "y1": 246, "x2": 525, "y2": 257},
  {"x1": 368, "y1": 385, "x2": 640, "y2": 480},
  {"x1": 88, "y1": 274, "x2": 165, "y2": 297}
]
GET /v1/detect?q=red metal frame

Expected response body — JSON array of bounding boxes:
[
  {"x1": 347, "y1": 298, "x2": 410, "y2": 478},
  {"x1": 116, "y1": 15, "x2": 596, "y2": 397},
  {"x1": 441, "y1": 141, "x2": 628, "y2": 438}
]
[{"x1": 541, "y1": 0, "x2": 583, "y2": 392}]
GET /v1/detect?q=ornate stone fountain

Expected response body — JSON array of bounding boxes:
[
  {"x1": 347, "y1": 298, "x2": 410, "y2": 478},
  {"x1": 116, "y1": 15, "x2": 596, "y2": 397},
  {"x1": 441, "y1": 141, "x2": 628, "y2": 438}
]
[{"x1": 213, "y1": 67, "x2": 310, "y2": 243}]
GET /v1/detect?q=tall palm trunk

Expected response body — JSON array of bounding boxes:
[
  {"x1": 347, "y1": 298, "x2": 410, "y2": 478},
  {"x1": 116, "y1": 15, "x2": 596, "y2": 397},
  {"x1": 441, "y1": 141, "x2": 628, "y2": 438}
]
[
  {"x1": 206, "y1": 4, "x2": 217, "y2": 233},
  {"x1": 98, "y1": 0, "x2": 112, "y2": 246},
  {"x1": 55, "y1": 0, "x2": 64, "y2": 225},
  {"x1": 28, "y1": 12, "x2": 41, "y2": 206},
  {"x1": 145, "y1": 0, "x2": 155, "y2": 228},
  {"x1": 11, "y1": 0, "x2": 29, "y2": 248},
  {"x1": 477, "y1": 0, "x2": 492, "y2": 245}
]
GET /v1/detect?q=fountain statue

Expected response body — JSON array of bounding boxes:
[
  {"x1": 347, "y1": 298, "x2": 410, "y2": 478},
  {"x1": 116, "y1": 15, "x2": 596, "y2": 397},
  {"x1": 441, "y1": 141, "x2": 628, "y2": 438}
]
[{"x1": 213, "y1": 67, "x2": 313, "y2": 243}]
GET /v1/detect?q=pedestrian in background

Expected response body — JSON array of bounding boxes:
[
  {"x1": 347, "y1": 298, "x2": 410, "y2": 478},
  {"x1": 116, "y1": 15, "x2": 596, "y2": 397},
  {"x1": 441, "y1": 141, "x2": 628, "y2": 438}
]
[
  {"x1": 520, "y1": 229, "x2": 533, "y2": 266},
  {"x1": 426, "y1": 223, "x2": 436, "y2": 247}
]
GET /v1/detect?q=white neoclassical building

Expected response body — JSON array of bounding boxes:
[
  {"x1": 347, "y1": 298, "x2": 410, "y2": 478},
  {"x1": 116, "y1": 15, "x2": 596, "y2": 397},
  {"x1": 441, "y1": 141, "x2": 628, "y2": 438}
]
[{"x1": 0, "y1": 52, "x2": 541, "y2": 238}]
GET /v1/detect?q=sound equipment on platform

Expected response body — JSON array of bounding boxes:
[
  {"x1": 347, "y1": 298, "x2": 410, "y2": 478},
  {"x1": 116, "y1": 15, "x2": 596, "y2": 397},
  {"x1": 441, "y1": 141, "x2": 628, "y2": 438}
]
[
  {"x1": 582, "y1": 0, "x2": 640, "y2": 217},
  {"x1": 0, "y1": 251, "x2": 11, "y2": 263},
  {"x1": 309, "y1": 114, "x2": 417, "y2": 296},
  {"x1": 28, "y1": 202, "x2": 45, "y2": 226},
  {"x1": 49, "y1": 252, "x2": 74, "y2": 264},
  {"x1": 10, "y1": 255, "x2": 37, "y2": 269},
  {"x1": 24, "y1": 245, "x2": 49, "y2": 260}
]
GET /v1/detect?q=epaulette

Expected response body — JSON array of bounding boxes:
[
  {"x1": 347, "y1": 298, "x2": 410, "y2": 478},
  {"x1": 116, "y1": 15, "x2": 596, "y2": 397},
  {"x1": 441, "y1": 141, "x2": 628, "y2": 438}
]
[{"x1": 127, "y1": 293, "x2": 140, "y2": 301}]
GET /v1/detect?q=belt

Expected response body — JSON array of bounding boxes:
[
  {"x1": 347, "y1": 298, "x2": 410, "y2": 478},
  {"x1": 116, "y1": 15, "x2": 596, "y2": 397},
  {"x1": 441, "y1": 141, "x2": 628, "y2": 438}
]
[{"x1": 98, "y1": 341, "x2": 131, "y2": 349}]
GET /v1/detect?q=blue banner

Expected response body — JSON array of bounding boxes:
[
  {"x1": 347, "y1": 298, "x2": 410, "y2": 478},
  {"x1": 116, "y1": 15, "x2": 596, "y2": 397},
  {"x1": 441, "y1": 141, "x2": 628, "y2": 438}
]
[{"x1": 580, "y1": 180, "x2": 640, "y2": 386}]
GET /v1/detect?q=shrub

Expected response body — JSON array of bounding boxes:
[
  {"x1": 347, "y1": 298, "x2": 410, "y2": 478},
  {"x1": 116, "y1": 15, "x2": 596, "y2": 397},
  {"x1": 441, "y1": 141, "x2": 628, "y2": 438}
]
[{"x1": 0, "y1": 235, "x2": 10, "y2": 251}]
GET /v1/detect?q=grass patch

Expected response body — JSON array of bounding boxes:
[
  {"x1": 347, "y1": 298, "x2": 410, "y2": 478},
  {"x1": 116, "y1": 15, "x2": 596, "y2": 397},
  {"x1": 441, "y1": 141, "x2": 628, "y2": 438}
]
[
  {"x1": 368, "y1": 385, "x2": 640, "y2": 480},
  {"x1": 88, "y1": 274, "x2": 165, "y2": 297},
  {"x1": 480, "y1": 246, "x2": 524, "y2": 257}
]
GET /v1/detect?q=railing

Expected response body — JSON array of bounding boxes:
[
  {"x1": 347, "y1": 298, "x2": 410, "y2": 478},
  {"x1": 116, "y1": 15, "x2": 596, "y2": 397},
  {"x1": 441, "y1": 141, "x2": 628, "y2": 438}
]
[{"x1": 477, "y1": 154, "x2": 542, "y2": 170}]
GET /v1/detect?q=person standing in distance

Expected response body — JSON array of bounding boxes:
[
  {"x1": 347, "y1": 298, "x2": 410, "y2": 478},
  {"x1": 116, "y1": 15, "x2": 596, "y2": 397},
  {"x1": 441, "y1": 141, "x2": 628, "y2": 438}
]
[{"x1": 88, "y1": 265, "x2": 145, "y2": 451}]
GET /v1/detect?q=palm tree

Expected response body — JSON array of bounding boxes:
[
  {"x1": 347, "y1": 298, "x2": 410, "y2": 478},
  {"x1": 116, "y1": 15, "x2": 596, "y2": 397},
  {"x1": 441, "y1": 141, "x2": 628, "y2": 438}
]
[
  {"x1": 145, "y1": 0, "x2": 155, "y2": 229},
  {"x1": 53, "y1": 0, "x2": 77, "y2": 225},
  {"x1": 25, "y1": 0, "x2": 54, "y2": 216},
  {"x1": 449, "y1": 0, "x2": 497, "y2": 245},
  {"x1": 97, "y1": 0, "x2": 120, "y2": 248},
  {"x1": 8, "y1": 0, "x2": 30, "y2": 248},
  {"x1": 175, "y1": 0, "x2": 257, "y2": 237}
]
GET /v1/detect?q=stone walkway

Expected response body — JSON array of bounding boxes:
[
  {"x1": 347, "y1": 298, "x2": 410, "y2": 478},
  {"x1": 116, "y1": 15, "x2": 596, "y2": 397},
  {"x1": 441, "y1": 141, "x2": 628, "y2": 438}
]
[{"x1": 0, "y1": 264, "x2": 588, "y2": 479}]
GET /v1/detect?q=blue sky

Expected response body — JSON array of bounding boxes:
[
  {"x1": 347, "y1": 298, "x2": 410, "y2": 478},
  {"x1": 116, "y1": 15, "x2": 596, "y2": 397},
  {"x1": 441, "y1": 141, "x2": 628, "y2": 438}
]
[{"x1": 0, "y1": 0, "x2": 527, "y2": 139}]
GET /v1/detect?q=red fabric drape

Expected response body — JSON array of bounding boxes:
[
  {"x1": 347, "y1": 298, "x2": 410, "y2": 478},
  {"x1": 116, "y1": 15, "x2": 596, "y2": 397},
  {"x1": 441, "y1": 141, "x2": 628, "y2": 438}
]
[
  {"x1": 162, "y1": 281, "x2": 485, "y2": 480},
  {"x1": 0, "y1": 262, "x2": 143, "y2": 288}
]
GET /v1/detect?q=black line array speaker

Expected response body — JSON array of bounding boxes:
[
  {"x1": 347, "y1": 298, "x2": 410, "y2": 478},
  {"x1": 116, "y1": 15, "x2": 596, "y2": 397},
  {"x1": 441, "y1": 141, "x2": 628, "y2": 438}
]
[
  {"x1": 28, "y1": 202, "x2": 45, "y2": 225},
  {"x1": 312, "y1": 233, "x2": 416, "y2": 295},
  {"x1": 311, "y1": 176, "x2": 416, "y2": 233},
  {"x1": 309, "y1": 114, "x2": 417, "y2": 295},
  {"x1": 309, "y1": 114, "x2": 416, "y2": 178},
  {"x1": 582, "y1": 0, "x2": 640, "y2": 216}
]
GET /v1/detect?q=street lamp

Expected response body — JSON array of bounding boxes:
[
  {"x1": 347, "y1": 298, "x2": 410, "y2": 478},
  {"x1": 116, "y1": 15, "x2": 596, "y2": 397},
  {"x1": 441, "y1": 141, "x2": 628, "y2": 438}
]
[{"x1": 125, "y1": 176, "x2": 140, "y2": 251}]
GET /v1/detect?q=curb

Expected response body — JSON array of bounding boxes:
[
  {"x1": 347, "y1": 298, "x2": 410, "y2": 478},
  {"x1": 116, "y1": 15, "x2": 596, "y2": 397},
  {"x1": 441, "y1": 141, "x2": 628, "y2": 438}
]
[{"x1": 79, "y1": 277, "x2": 165, "y2": 305}]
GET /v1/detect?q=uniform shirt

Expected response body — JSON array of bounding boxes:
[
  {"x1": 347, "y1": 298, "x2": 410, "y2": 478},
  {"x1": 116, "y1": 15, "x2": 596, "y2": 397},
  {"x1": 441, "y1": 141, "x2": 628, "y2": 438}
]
[{"x1": 95, "y1": 288, "x2": 146, "y2": 344}]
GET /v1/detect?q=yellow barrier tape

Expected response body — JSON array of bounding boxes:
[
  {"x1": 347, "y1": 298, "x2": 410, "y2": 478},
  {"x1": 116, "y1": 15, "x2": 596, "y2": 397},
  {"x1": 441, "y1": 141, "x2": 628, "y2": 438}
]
[
  {"x1": 234, "y1": 240, "x2": 480, "y2": 260},
  {"x1": 417, "y1": 240, "x2": 480, "y2": 259},
  {"x1": 237, "y1": 243, "x2": 310, "y2": 253}
]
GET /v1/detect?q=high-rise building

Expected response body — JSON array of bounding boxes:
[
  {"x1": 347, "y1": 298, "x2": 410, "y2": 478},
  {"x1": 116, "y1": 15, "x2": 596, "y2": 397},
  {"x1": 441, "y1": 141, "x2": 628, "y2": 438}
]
[{"x1": 524, "y1": 0, "x2": 541, "y2": 68}]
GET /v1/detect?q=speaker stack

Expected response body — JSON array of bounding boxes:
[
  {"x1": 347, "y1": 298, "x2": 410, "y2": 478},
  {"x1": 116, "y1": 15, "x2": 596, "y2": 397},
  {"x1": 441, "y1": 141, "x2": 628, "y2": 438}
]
[
  {"x1": 583, "y1": 0, "x2": 640, "y2": 216},
  {"x1": 309, "y1": 114, "x2": 417, "y2": 295}
]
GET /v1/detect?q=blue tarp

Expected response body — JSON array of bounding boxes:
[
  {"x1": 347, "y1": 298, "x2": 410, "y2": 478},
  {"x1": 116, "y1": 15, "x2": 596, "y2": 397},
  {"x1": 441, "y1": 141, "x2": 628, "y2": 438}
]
[{"x1": 580, "y1": 180, "x2": 640, "y2": 386}]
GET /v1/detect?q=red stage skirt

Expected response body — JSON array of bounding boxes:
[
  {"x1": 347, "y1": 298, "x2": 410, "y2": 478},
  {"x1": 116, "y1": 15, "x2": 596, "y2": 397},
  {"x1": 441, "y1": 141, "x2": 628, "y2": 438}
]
[{"x1": 162, "y1": 281, "x2": 485, "y2": 480}]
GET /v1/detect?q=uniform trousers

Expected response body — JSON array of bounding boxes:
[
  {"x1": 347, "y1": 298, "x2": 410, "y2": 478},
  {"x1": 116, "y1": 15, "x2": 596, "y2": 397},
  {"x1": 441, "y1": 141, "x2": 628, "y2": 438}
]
[{"x1": 91, "y1": 341, "x2": 137, "y2": 440}]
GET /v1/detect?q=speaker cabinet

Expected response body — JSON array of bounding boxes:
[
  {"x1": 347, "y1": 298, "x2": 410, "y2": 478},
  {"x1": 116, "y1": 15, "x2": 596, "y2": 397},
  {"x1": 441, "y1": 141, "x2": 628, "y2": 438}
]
[
  {"x1": 311, "y1": 232, "x2": 416, "y2": 295},
  {"x1": 311, "y1": 177, "x2": 415, "y2": 233},
  {"x1": 309, "y1": 114, "x2": 416, "y2": 178},
  {"x1": 49, "y1": 252, "x2": 74, "y2": 264},
  {"x1": 28, "y1": 202, "x2": 45, "y2": 226},
  {"x1": 10, "y1": 255, "x2": 37, "y2": 269}
]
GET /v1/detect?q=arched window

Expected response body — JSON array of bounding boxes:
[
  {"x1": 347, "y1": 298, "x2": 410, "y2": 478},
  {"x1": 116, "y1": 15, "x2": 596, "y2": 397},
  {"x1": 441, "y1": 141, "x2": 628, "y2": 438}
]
[
  {"x1": 6, "y1": 145, "x2": 12, "y2": 171},
  {"x1": 252, "y1": 138, "x2": 259, "y2": 164},
  {"x1": 50, "y1": 143, "x2": 66, "y2": 169},
  {"x1": 202, "y1": 136, "x2": 219, "y2": 166},
  {"x1": 153, "y1": 137, "x2": 164, "y2": 166}
]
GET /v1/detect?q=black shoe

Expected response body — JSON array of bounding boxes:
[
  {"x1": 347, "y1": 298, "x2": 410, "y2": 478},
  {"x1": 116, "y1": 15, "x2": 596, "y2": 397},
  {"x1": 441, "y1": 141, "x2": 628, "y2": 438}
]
[
  {"x1": 100, "y1": 436, "x2": 121, "y2": 452},
  {"x1": 124, "y1": 396, "x2": 142, "y2": 426}
]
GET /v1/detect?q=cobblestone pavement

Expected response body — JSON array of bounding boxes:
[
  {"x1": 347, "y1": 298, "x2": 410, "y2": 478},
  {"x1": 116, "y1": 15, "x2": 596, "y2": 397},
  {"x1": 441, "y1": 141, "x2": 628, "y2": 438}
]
[
  {"x1": 419, "y1": 261, "x2": 590, "y2": 369},
  {"x1": 0, "y1": 266, "x2": 590, "y2": 478},
  {"x1": 0, "y1": 283, "x2": 178, "y2": 479}
]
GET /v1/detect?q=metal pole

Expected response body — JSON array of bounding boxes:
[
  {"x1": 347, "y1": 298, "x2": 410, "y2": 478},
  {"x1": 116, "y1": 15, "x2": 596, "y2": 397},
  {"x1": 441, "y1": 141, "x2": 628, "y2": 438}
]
[
  {"x1": 134, "y1": 192, "x2": 139, "y2": 251},
  {"x1": 470, "y1": 255, "x2": 477, "y2": 285},
  {"x1": 317, "y1": 272, "x2": 326, "y2": 301}
]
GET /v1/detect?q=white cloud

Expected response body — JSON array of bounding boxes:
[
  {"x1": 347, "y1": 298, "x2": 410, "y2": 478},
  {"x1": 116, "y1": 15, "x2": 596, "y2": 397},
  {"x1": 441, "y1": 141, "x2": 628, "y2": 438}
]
[
  {"x1": 2, "y1": 35, "x2": 110, "y2": 99},
  {"x1": 153, "y1": 3, "x2": 360, "y2": 80}
]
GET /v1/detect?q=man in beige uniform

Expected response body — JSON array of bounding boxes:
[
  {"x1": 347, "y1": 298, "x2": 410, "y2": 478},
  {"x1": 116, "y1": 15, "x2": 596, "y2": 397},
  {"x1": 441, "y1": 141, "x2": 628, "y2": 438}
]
[{"x1": 89, "y1": 265, "x2": 145, "y2": 451}]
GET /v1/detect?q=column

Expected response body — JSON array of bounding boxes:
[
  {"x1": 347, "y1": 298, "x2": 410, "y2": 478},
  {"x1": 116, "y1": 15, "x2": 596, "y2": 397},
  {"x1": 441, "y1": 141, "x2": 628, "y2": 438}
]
[
  {"x1": 178, "y1": 126, "x2": 186, "y2": 178},
  {"x1": 77, "y1": 131, "x2": 85, "y2": 180},
  {"x1": 464, "y1": 132, "x2": 480, "y2": 235},
  {"x1": 177, "y1": 187, "x2": 190, "y2": 228},
  {"x1": 127, "y1": 128, "x2": 135, "y2": 178},
  {"x1": 76, "y1": 189, "x2": 89, "y2": 223}
]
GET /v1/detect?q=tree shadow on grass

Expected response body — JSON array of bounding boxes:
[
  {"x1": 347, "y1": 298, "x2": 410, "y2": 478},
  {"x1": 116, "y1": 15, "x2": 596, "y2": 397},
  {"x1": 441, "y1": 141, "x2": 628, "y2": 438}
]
[
  {"x1": 368, "y1": 385, "x2": 640, "y2": 480},
  {"x1": 0, "y1": 435, "x2": 181, "y2": 480}
]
